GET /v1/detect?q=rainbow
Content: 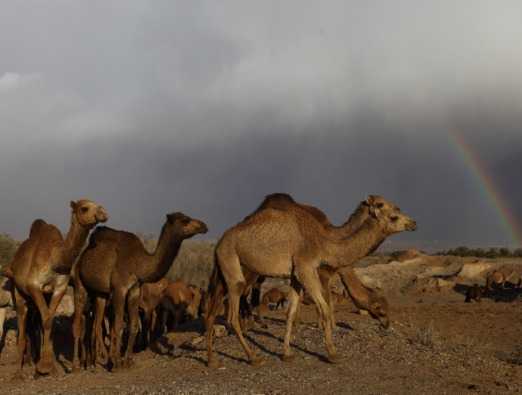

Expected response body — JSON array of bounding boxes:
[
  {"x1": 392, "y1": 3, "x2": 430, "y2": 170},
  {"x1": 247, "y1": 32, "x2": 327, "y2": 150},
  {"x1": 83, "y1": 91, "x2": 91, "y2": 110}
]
[{"x1": 449, "y1": 129, "x2": 522, "y2": 247}]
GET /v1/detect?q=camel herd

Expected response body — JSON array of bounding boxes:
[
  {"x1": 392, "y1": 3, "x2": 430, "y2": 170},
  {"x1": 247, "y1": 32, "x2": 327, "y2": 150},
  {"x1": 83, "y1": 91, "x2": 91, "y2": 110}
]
[{"x1": 0, "y1": 192, "x2": 417, "y2": 378}]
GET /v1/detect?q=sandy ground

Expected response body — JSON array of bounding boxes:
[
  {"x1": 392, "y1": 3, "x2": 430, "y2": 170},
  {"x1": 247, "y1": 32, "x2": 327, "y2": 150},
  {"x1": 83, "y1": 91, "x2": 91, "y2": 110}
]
[{"x1": 1, "y1": 286, "x2": 522, "y2": 395}]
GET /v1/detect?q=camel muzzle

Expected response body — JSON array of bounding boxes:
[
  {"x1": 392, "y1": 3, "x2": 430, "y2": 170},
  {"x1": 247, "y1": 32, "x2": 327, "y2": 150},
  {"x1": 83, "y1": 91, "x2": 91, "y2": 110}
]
[{"x1": 407, "y1": 220, "x2": 417, "y2": 231}]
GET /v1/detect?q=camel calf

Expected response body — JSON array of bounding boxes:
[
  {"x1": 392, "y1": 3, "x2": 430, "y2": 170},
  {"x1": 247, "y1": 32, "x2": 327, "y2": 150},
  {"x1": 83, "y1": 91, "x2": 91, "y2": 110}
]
[
  {"x1": 160, "y1": 280, "x2": 202, "y2": 332},
  {"x1": 139, "y1": 278, "x2": 170, "y2": 347},
  {"x1": 257, "y1": 287, "x2": 288, "y2": 323}
]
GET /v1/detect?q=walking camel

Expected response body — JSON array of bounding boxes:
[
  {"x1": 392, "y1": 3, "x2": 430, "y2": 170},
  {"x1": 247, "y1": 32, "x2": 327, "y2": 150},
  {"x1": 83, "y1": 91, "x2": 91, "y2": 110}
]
[
  {"x1": 7, "y1": 199, "x2": 108, "y2": 377},
  {"x1": 72, "y1": 212, "x2": 207, "y2": 371},
  {"x1": 206, "y1": 195, "x2": 416, "y2": 367},
  {"x1": 249, "y1": 193, "x2": 390, "y2": 329}
]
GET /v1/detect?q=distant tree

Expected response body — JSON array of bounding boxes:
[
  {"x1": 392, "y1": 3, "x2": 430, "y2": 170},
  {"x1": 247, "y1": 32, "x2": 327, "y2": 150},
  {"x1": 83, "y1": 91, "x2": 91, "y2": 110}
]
[
  {"x1": 514, "y1": 248, "x2": 522, "y2": 258},
  {"x1": 499, "y1": 247, "x2": 511, "y2": 257}
]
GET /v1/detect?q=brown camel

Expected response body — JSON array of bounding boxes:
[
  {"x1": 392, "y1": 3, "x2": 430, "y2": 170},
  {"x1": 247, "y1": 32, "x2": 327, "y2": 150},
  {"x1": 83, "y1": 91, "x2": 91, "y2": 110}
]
[
  {"x1": 7, "y1": 200, "x2": 108, "y2": 376},
  {"x1": 465, "y1": 284, "x2": 483, "y2": 303},
  {"x1": 244, "y1": 193, "x2": 390, "y2": 330},
  {"x1": 160, "y1": 280, "x2": 201, "y2": 332},
  {"x1": 257, "y1": 287, "x2": 288, "y2": 323},
  {"x1": 72, "y1": 212, "x2": 207, "y2": 371},
  {"x1": 206, "y1": 195, "x2": 416, "y2": 366},
  {"x1": 486, "y1": 270, "x2": 506, "y2": 291},
  {"x1": 139, "y1": 278, "x2": 170, "y2": 348}
]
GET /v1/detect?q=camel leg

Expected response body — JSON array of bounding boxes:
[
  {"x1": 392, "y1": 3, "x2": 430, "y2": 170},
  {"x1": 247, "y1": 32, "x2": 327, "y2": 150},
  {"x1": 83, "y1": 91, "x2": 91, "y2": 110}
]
[
  {"x1": 35, "y1": 287, "x2": 66, "y2": 376},
  {"x1": 13, "y1": 288, "x2": 29, "y2": 378},
  {"x1": 205, "y1": 277, "x2": 226, "y2": 368},
  {"x1": 72, "y1": 279, "x2": 88, "y2": 372},
  {"x1": 227, "y1": 282, "x2": 262, "y2": 366},
  {"x1": 123, "y1": 285, "x2": 140, "y2": 367},
  {"x1": 296, "y1": 265, "x2": 337, "y2": 362},
  {"x1": 282, "y1": 277, "x2": 302, "y2": 361},
  {"x1": 109, "y1": 289, "x2": 126, "y2": 370},
  {"x1": 0, "y1": 307, "x2": 5, "y2": 344},
  {"x1": 319, "y1": 272, "x2": 336, "y2": 331},
  {"x1": 93, "y1": 297, "x2": 109, "y2": 366}
]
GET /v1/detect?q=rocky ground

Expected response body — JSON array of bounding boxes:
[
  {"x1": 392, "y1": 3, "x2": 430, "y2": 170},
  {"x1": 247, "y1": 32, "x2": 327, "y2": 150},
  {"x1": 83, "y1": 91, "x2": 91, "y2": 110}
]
[{"x1": 1, "y1": 255, "x2": 522, "y2": 394}]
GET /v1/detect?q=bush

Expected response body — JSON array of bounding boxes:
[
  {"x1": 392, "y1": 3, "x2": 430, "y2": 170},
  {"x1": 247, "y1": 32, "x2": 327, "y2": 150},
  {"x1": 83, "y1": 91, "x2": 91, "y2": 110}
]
[{"x1": 0, "y1": 233, "x2": 18, "y2": 268}]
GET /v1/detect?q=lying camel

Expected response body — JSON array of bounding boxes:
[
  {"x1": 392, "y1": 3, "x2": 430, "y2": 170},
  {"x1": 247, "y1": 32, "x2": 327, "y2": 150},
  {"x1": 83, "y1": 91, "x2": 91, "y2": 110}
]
[
  {"x1": 206, "y1": 195, "x2": 416, "y2": 366},
  {"x1": 486, "y1": 270, "x2": 507, "y2": 291},
  {"x1": 257, "y1": 287, "x2": 288, "y2": 323}
]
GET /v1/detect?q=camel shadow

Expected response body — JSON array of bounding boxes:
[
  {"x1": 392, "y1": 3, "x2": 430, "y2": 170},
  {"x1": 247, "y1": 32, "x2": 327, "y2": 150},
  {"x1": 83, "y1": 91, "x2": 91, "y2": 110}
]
[{"x1": 249, "y1": 328, "x2": 325, "y2": 361}]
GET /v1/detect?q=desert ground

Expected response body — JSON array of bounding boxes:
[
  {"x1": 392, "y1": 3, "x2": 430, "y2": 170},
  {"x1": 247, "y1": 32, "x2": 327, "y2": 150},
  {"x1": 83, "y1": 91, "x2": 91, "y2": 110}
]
[{"x1": 1, "y1": 253, "x2": 522, "y2": 395}]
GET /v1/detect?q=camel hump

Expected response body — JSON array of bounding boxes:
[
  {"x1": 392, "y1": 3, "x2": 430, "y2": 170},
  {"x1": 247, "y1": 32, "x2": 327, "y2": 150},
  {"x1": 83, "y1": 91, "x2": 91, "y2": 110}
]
[{"x1": 29, "y1": 219, "x2": 48, "y2": 236}]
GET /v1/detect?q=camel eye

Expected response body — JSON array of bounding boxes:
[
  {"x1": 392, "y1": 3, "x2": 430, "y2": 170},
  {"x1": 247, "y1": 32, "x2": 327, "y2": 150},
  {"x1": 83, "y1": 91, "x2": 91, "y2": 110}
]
[
  {"x1": 390, "y1": 216, "x2": 399, "y2": 222},
  {"x1": 377, "y1": 203, "x2": 384, "y2": 208},
  {"x1": 182, "y1": 218, "x2": 191, "y2": 225},
  {"x1": 80, "y1": 207, "x2": 89, "y2": 213}
]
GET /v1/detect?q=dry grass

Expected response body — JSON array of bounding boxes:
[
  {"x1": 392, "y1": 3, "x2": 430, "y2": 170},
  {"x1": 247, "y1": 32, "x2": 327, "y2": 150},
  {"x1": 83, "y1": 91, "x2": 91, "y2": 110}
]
[{"x1": 167, "y1": 240, "x2": 215, "y2": 289}]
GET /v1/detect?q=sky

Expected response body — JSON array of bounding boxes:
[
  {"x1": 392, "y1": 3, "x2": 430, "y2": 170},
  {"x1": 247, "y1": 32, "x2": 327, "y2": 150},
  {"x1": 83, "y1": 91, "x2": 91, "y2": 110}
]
[{"x1": 0, "y1": 1, "x2": 521, "y2": 249}]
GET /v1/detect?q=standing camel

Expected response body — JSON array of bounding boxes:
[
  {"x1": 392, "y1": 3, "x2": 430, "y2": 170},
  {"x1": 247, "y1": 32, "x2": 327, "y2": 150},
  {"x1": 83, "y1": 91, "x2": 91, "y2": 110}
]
[
  {"x1": 206, "y1": 195, "x2": 416, "y2": 366},
  {"x1": 7, "y1": 200, "x2": 108, "y2": 377},
  {"x1": 72, "y1": 212, "x2": 207, "y2": 371}
]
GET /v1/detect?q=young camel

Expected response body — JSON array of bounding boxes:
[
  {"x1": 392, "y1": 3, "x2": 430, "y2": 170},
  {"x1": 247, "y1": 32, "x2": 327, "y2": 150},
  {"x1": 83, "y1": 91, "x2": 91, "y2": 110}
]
[
  {"x1": 160, "y1": 280, "x2": 201, "y2": 331},
  {"x1": 206, "y1": 195, "x2": 416, "y2": 366},
  {"x1": 72, "y1": 212, "x2": 207, "y2": 371},
  {"x1": 139, "y1": 278, "x2": 170, "y2": 348},
  {"x1": 245, "y1": 193, "x2": 390, "y2": 329},
  {"x1": 6, "y1": 200, "x2": 107, "y2": 377}
]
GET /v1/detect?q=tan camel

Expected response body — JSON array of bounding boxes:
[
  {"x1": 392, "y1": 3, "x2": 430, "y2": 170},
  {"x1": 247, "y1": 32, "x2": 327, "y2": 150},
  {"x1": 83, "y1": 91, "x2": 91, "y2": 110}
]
[
  {"x1": 245, "y1": 193, "x2": 390, "y2": 330},
  {"x1": 0, "y1": 277, "x2": 12, "y2": 346},
  {"x1": 7, "y1": 200, "x2": 108, "y2": 376},
  {"x1": 486, "y1": 270, "x2": 506, "y2": 291},
  {"x1": 206, "y1": 195, "x2": 416, "y2": 366},
  {"x1": 257, "y1": 287, "x2": 288, "y2": 323},
  {"x1": 72, "y1": 212, "x2": 207, "y2": 371}
]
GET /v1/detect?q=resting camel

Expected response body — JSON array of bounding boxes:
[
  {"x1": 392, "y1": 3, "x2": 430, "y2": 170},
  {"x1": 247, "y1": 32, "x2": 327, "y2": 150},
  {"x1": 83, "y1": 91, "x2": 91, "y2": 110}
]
[
  {"x1": 7, "y1": 200, "x2": 108, "y2": 377},
  {"x1": 243, "y1": 193, "x2": 390, "y2": 329},
  {"x1": 206, "y1": 195, "x2": 416, "y2": 366},
  {"x1": 465, "y1": 284, "x2": 483, "y2": 303},
  {"x1": 257, "y1": 287, "x2": 288, "y2": 323},
  {"x1": 72, "y1": 212, "x2": 207, "y2": 371}
]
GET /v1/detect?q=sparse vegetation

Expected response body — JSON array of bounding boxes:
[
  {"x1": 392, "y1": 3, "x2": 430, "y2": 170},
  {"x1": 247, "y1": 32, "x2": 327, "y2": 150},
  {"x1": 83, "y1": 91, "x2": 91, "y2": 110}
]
[{"x1": 0, "y1": 233, "x2": 18, "y2": 268}]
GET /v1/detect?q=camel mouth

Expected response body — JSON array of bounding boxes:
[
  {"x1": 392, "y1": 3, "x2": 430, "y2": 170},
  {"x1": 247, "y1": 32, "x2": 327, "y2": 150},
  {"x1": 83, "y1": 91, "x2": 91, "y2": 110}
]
[
  {"x1": 198, "y1": 223, "x2": 209, "y2": 234},
  {"x1": 406, "y1": 220, "x2": 417, "y2": 231}
]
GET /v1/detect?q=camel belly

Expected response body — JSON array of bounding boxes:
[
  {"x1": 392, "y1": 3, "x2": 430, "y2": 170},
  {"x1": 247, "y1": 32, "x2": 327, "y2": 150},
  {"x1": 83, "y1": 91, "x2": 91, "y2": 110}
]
[{"x1": 239, "y1": 251, "x2": 293, "y2": 278}]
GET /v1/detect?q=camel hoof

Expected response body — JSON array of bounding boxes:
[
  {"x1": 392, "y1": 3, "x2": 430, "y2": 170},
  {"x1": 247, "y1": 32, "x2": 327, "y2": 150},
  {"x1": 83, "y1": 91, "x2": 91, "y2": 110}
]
[
  {"x1": 207, "y1": 358, "x2": 223, "y2": 369},
  {"x1": 327, "y1": 354, "x2": 341, "y2": 364},
  {"x1": 36, "y1": 359, "x2": 56, "y2": 376},
  {"x1": 281, "y1": 353, "x2": 295, "y2": 362},
  {"x1": 250, "y1": 357, "x2": 265, "y2": 367}
]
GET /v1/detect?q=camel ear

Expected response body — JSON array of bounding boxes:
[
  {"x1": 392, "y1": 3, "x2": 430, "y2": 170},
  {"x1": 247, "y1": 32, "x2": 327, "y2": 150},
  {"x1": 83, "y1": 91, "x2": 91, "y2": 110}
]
[{"x1": 70, "y1": 201, "x2": 78, "y2": 210}]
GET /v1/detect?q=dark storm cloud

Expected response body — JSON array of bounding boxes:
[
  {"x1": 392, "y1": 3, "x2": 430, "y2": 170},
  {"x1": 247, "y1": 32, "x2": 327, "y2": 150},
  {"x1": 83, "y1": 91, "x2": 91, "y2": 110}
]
[{"x1": 0, "y1": 1, "x2": 521, "y2": 248}]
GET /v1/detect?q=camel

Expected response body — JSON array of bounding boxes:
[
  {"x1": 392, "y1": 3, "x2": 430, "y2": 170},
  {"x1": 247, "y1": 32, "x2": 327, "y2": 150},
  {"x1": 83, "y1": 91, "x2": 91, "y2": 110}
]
[
  {"x1": 160, "y1": 280, "x2": 202, "y2": 332},
  {"x1": 139, "y1": 278, "x2": 170, "y2": 348},
  {"x1": 486, "y1": 270, "x2": 506, "y2": 291},
  {"x1": 257, "y1": 287, "x2": 288, "y2": 323},
  {"x1": 7, "y1": 199, "x2": 108, "y2": 377},
  {"x1": 243, "y1": 193, "x2": 390, "y2": 330},
  {"x1": 206, "y1": 195, "x2": 416, "y2": 366},
  {"x1": 465, "y1": 284, "x2": 483, "y2": 303},
  {"x1": 72, "y1": 212, "x2": 207, "y2": 371}
]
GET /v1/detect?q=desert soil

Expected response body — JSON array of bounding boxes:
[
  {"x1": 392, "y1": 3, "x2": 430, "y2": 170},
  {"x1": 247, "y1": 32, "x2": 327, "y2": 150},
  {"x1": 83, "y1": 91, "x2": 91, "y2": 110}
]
[{"x1": 1, "y1": 286, "x2": 522, "y2": 395}]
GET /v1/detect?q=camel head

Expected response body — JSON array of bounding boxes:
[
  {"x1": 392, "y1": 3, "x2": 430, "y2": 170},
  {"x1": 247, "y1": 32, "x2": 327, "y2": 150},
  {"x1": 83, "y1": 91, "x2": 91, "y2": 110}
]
[
  {"x1": 364, "y1": 195, "x2": 417, "y2": 235},
  {"x1": 165, "y1": 212, "x2": 208, "y2": 239},
  {"x1": 70, "y1": 199, "x2": 109, "y2": 228}
]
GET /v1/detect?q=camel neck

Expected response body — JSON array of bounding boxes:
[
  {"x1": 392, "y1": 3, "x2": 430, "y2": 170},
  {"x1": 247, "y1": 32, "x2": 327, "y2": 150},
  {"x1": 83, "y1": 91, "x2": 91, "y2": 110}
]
[
  {"x1": 139, "y1": 228, "x2": 183, "y2": 283},
  {"x1": 326, "y1": 205, "x2": 369, "y2": 239},
  {"x1": 62, "y1": 218, "x2": 90, "y2": 271},
  {"x1": 325, "y1": 218, "x2": 386, "y2": 268}
]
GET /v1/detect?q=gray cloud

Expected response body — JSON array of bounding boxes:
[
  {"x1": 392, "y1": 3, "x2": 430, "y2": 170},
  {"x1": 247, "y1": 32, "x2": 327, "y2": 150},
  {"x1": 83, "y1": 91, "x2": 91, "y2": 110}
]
[{"x1": 0, "y1": 1, "x2": 521, "y2": 248}]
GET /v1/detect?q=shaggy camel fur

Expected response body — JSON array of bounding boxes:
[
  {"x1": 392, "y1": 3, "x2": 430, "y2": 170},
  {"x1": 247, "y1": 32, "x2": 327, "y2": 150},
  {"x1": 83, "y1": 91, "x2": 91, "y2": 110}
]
[
  {"x1": 72, "y1": 212, "x2": 207, "y2": 371},
  {"x1": 7, "y1": 200, "x2": 107, "y2": 377},
  {"x1": 206, "y1": 195, "x2": 416, "y2": 366},
  {"x1": 244, "y1": 193, "x2": 390, "y2": 329}
]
